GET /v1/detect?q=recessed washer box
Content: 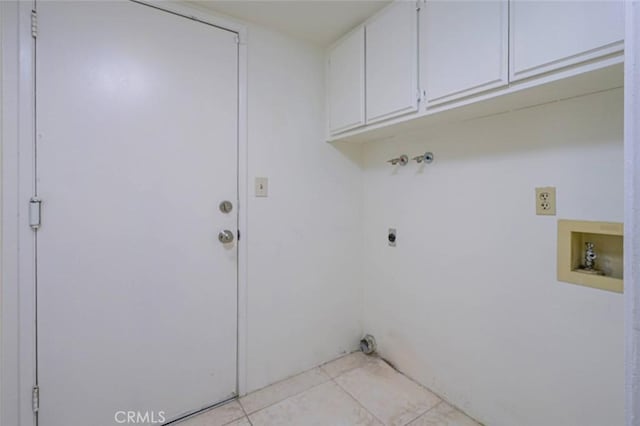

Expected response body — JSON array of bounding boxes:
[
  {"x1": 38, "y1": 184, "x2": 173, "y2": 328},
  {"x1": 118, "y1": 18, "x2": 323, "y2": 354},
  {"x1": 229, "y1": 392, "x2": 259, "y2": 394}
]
[{"x1": 557, "y1": 219, "x2": 623, "y2": 293}]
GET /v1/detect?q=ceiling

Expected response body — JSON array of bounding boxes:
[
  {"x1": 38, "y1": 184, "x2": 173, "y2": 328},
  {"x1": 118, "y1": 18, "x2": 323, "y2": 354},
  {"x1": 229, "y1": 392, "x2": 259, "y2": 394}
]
[{"x1": 191, "y1": 0, "x2": 391, "y2": 46}]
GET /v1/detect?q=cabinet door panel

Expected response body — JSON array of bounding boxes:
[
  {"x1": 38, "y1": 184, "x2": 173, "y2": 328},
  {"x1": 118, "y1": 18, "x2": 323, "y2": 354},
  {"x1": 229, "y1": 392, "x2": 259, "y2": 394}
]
[
  {"x1": 421, "y1": 0, "x2": 508, "y2": 106},
  {"x1": 328, "y1": 27, "x2": 365, "y2": 135},
  {"x1": 366, "y1": 1, "x2": 418, "y2": 124},
  {"x1": 510, "y1": 0, "x2": 624, "y2": 81}
]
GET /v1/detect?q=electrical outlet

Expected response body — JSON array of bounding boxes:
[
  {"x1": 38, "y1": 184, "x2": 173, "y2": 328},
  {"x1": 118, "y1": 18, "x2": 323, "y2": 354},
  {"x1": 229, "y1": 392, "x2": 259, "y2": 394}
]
[{"x1": 535, "y1": 187, "x2": 556, "y2": 215}]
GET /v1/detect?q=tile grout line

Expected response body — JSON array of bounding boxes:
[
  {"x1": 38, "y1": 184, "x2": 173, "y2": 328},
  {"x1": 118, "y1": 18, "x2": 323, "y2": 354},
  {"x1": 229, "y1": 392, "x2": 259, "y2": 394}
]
[
  {"x1": 239, "y1": 369, "x2": 333, "y2": 416},
  {"x1": 192, "y1": 354, "x2": 478, "y2": 426},
  {"x1": 330, "y1": 358, "x2": 445, "y2": 426},
  {"x1": 386, "y1": 366, "x2": 482, "y2": 425},
  {"x1": 236, "y1": 396, "x2": 253, "y2": 426},
  {"x1": 173, "y1": 398, "x2": 244, "y2": 426},
  {"x1": 330, "y1": 369, "x2": 387, "y2": 426},
  {"x1": 380, "y1": 361, "x2": 448, "y2": 425},
  {"x1": 241, "y1": 354, "x2": 443, "y2": 425},
  {"x1": 237, "y1": 352, "x2": 363, "y2": 417},
  {"x1": 320, "y1": 354, "x2": 382, "y2": 380},
  {"x1": 400, "y1": 400, "x2": 445, "y2": 426},
  {"x1": 199, "y1": 400, "x2": 248, "y2": 426},
  {"x1": 221, "y1": 415, "x2": 250, "y2": 426},
  {"x1": 241, "y1": 358, "x2": 378, "y2": 422}
]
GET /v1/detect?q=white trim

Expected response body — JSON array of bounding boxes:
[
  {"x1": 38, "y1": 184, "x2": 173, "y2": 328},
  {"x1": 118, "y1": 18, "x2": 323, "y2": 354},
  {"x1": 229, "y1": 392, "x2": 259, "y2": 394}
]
[
  {"x1": 511, "y1": 42, "x2": 624, "y2": 83},
  {"x1": 625, "y1": 2, "x2": 640, "y2": 425},
  {"x1": 508, "y1": 1, "x2": 624, "y2": 82},
  {"x1": 328, "y1": 54, "x2": 623, "y2": 144},
  {"x1": 0, "y1": 2, "x2": 250, "y2": 424},
  {"x1": 1, "y1": 1, "x2": 37, "y2": 425},
  {"x1": 236, "y1": 21, "x2": 249, "y2": 398},
  {"x1": 138, "y1": 0, "x2": 247, "y2": 39}
]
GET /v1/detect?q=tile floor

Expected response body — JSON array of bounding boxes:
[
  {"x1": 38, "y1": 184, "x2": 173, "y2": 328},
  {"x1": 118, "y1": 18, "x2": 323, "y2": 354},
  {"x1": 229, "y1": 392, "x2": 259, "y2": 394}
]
[{"x1": 177, "y1": 353, "x2": 481, "y2": 426}]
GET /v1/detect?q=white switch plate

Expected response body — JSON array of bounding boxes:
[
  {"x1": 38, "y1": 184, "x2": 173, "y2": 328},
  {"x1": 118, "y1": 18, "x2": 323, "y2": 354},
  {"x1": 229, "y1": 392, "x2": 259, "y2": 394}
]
[{"x1": 255, "y1": 177, "x2": 268, "y2": 197}]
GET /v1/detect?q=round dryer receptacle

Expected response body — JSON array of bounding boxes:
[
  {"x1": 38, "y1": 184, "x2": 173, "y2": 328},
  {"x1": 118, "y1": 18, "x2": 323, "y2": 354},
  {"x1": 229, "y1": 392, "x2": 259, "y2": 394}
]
[{"x1": 360, "y1": 334, "x2": 377, "y2": 355}]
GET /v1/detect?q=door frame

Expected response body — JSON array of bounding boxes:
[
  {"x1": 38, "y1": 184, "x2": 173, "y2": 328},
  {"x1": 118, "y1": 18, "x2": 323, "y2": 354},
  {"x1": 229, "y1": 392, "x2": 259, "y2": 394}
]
[
  {"x1": 0, "y1": 2, "x2": 250, "y2": 425},
  {"x1": 625, "y1": 2, "x2": 640, "y2": 425}
]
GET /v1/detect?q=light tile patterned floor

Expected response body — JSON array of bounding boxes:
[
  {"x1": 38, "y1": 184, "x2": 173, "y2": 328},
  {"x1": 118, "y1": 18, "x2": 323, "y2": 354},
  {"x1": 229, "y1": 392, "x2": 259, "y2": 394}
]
[{"x1": 177, "y1": 353, "x2": 481, "y2": 426}]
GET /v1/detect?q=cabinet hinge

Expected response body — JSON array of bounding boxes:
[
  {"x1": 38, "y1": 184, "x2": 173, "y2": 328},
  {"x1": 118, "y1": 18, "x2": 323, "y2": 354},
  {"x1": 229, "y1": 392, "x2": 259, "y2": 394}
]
[
  {"x1": 32, "y1": 385, "x2": 40, "y2": 413},
  {"x1": 418, "y1": 89, "x2": 426, "y2": 103},
  {"x1": 416, "y1": 1, "x2": 421, "y2": 11},
  {"x1": 31, "y1": 10, "x2": 38, "y2": 39},
  {"x1": 234, "y1": 34, "x2": 240, "y2": 44},
  {"x1": 29, "y1": 197, "x2": 41, "y2": 230}
]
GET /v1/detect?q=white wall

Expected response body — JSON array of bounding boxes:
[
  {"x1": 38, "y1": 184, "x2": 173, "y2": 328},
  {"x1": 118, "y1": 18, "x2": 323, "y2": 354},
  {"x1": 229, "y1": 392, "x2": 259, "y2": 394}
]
[
  {"x1": 1, "y1": 3, "x2": 627, "y2": 424},
  {"x1": 244, "y1": 24, "x2": 363, "y2": 393},
  {"x1": 361, "y1": 89, "x2": 624, "y2": 426}
]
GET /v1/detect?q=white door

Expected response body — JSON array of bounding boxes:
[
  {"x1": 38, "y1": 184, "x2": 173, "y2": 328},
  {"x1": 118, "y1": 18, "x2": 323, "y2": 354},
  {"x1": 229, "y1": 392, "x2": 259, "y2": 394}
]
[
  {"x1": 35, "y1": 2, "x2": 239, "y2": 425},
  {"x1": 365, "y1": 1, "x2": 418, "y2": 124},
  {"x1": 420, "y1": 0, "x2": 508, "y2": 106},
  {"x1": 328, "y1": 27, "x2": 365, "y2": 135}
]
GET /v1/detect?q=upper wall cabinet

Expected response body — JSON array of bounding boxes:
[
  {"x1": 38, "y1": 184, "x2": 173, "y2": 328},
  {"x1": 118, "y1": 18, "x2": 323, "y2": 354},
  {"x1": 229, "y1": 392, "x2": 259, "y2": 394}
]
[
  {"x1": 328, "y1": 27, "x2": 366, "y2": 135},
  {"x1": 365, "y1": 1, "x2": 418, "y2": 124},
  {"x1": 510, "y1": 0, "x2": 624, "y2": 81},
  {"x1": 420, "y1": 0, "x2": 508, "y2": 107}
]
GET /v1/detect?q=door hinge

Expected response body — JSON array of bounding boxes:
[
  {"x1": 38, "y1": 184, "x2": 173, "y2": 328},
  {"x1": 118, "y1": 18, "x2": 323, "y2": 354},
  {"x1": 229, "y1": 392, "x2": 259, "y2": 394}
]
[
  {"x1": 29, "y1": 197, "x2": 41, "y2": 230},
  {"x1": 235, "y1": 34, "x2": 240, "y2": 44},
  {"x1": 31, "y1": 10, "x2": 38, "y2": 39},
  {"x1": 32, "y1": 385, "x2": 39, "y2": 413}
]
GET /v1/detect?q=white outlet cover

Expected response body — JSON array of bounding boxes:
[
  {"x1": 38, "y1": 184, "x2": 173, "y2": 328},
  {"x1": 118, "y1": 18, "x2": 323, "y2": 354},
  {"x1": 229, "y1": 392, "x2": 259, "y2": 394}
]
[{"x1": 255, "y1": 177, "x2": 268, "y2": 197}]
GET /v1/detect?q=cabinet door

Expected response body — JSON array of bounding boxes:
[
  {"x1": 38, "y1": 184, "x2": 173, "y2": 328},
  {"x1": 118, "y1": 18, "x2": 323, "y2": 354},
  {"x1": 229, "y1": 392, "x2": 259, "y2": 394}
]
[
  {"x1": 328, "y1": 27, "x2": 365, "y2": 135},
  {"x1": 510, "y1": 0, "x2": 624, "y2": 81},
  {"x1": 366, "y1": 1, "x2": 418, "y2": 124},
  {"x1": 421, "y1": 0, "x2": 508, "y2": 106}
]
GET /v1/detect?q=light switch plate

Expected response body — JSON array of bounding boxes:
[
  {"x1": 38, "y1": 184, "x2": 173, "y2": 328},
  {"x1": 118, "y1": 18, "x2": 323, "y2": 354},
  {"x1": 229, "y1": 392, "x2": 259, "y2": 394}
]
[
  {"x1": 536, "y1": 187, "x2": 556, "y2": 215},
  {"x1": 255, "y1": 177, "x2": 268, "y2": 197}
]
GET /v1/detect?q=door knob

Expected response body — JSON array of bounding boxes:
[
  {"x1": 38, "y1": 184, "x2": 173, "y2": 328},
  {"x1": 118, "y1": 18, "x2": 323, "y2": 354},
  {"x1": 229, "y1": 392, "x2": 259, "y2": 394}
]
[
  {"x1": 219, "y1": 200, "x2": 233, "y2": 213},
  {"x1": 218, "y1": 230, "x2": 235, "y2": 244}
]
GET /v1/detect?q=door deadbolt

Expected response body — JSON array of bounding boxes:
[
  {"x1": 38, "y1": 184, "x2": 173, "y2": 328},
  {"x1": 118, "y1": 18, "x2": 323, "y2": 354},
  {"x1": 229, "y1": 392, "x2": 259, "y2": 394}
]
[
  {"x1": 218, "y1": 230, "x2": 235, "y2": 244},
  {"x1": 219, "y1": 201, "x2": 233, "y2": 214}
]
